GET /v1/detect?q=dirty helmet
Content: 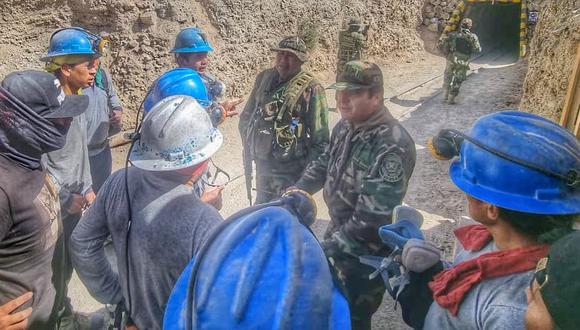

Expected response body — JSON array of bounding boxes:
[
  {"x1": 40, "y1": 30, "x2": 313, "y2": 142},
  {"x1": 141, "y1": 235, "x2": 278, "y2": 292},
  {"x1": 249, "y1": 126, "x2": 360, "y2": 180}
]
[
  {"x1": 129, "y1": 95, "x2": 223, "y2": 171},
  {"x1": 41, "y1": 27, "x2": 102, "y2": 61},
  {"x1": 163, "y1": 203, "x2": 351, "y2": 329},
  {"x1": 429, "y1": 111, "x2": 580, "y2": 214},
  {"x1": 460, "y1": 18, "x2": 473, "y2": 29},
  {"x1": 270, "y1": 36, "x2": 308, "y2": 62},
  {"x1": 171, "y1": 27, "x2": 214, "y2": 53},
  {"x1": 143, "y1": 68, "x2": 211, "y2": 115}
]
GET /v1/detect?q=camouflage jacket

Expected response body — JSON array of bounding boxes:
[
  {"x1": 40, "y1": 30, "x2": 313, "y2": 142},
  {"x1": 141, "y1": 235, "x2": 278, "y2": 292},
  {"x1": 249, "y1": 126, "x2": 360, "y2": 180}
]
[
  {"x1": 239, "y1": 68, "x2": 329, "y2": 167},
  {"x1": 337, "y1": 30, "x2": 366, "y2": 64},
  {"x1": 295, "y1": 108, "x2": 416, "y2": 252},
  {"x1": 439, "y1": 29, "x2": 481, "y2": 61}
]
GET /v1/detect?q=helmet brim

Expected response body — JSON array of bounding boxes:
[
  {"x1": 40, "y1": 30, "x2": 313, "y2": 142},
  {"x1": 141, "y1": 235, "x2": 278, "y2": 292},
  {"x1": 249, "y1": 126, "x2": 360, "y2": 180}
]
[
  {"x1": 449, "y1": 160, "x2": 580, "y2": 215},
  {"x1": 129, "y1": 129, "x2": 223, "y2": 171}
]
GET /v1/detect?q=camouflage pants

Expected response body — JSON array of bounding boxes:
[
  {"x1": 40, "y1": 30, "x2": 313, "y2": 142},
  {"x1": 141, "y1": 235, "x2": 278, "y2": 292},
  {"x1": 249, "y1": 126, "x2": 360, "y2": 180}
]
[
  {"x1": 443, "y1": 59, "x2": 469, "y2": 96},
  {"x1": 322, "y1": 233, "x2": 386, "y2": 330},
  {"x1": 254, "y1": 160, "x2": 304, "y2": 204}
]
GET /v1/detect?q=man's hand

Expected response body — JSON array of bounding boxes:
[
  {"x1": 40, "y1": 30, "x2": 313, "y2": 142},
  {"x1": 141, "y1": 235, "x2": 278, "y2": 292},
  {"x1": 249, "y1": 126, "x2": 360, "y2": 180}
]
[
  {"x1": 110, "y1": 109, "x2": 123, "y2": 126},
  {"x1": 201, "y1": 186, "x2": 224, "y2": 210},
  {"x1": 84, "y1": 190, "x2": 96, "y2": 208},
  {"x1": 66, "y1": 193, "x2": 85, "y2": 214},
  {"x1": 220, "y1": 98, "x2": 244, "y2": 118},
  {"x1": 0, "y1": 292, "x2": 33, "y2": 330}
]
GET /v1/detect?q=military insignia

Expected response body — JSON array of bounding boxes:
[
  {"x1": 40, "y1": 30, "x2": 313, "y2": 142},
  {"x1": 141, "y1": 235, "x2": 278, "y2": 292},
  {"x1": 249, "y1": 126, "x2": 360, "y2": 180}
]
[{"x1": 380, "y1": 153, "x2": 404, "y2": 183}]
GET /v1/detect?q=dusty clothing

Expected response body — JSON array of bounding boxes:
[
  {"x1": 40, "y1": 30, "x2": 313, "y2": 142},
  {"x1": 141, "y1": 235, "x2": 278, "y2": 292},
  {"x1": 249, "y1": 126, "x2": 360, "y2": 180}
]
[
  {"x1": 440, "y1": 28, "x2": 481, "y2": 97},
  {"x1": 84, "y1": 68, "x2": 122, "y2": 193},
  {"x1": 84, "y1": 68, "x2": 122, "y2": 157},
  {"x1": 70, "y1": 167, "x2": 222, "y2": 329},
  {"x1": 239, "y1": 68, "x2": 330, "y2": 202},
  {"x1": 89, "y1": 146, "x2": 112, "y2": 193},
  {"x1": 424, "y1": 241, "x2": 532, "y2": 329},
  {"x1": 0, "y1": 156, "x2": 62, "y2": 330},
  {"x1": 295, "y1": 107, "x2": 416, "y2": 329},
  {"x1": 42, "y1": 114, "x2": 92, "y2": 209}
]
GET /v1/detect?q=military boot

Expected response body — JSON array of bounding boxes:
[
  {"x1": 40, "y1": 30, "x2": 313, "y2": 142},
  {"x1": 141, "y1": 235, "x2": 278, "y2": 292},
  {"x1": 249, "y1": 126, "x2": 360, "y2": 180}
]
[
  {"x1": 442, "y1": 90, "x2": 449, "y2": 102},
  {"x1": 447, "y1": 94, "x2": 457, "y2": 105}
]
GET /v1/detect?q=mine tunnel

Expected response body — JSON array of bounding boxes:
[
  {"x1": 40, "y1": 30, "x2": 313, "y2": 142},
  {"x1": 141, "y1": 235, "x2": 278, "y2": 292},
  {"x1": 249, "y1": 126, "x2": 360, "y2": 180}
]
[{"x1": 463, "y1": 2, "x2": 524, "y2": 57}]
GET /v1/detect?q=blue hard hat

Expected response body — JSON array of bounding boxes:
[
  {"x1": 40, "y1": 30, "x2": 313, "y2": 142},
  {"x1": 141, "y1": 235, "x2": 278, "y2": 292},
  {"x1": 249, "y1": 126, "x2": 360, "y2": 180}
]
[
  {"x1": 449, "y1": 110, "x2": 580, "y2": 215},
  {"x1": 171, "y1": 28, "x2": 214, "y2": 53},
  {"x1": 41, "y1": 27, "x2": 100, "y2": 61},
  {"x1": 143, "y1": 68, "x2": 210, "y2": 114},
  {"x1": 163, "y1": 205, "x2": 351, "y2": 330}
]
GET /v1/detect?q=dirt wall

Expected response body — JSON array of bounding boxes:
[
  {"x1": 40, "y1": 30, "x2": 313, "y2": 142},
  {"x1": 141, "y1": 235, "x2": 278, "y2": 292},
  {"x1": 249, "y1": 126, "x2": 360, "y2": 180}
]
[
  {"x1": 0, "y1": 0, "x2": 425, "y2": 123},
  {"x1": 521, "y1": 0, "x2": 580, "y2": 121}
]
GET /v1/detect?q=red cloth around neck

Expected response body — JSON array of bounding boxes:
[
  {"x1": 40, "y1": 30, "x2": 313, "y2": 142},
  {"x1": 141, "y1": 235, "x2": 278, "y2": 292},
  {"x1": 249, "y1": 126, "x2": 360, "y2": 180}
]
[{"x1": 429, "y1": 224, "x2": 548, "y2": 316}]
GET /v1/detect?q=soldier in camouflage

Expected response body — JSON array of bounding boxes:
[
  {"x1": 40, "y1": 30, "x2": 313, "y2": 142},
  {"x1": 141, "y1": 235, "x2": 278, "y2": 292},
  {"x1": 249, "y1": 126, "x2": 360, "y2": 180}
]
[
  {"x1": 239, "y1": 36, "x2": 330, "y2": 204},
  {"x1": 294, "y1": 61, "x2": 416, "y2": 330},
  {"x1": 337, "y1": 18, "x2": 367, "y2": 81},
  {"x1": 439, "y1": 18, "x2": 481, "y2": 104}
]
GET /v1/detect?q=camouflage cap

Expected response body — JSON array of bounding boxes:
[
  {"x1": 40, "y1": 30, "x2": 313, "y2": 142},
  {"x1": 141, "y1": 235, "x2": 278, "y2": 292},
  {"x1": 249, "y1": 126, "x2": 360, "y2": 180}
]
[
  {"x1": 329, "y1": 60, "x2": 383, "y2": 90},
  {"x1": 270, "y1": 36, "x2": 308, "y2": 62}
]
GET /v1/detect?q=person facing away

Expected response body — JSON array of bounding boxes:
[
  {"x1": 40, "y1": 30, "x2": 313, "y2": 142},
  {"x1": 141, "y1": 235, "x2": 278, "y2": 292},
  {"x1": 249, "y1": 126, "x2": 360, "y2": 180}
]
[{"x1": 70, "y1": 96, "x2": 224, "y2": 329}]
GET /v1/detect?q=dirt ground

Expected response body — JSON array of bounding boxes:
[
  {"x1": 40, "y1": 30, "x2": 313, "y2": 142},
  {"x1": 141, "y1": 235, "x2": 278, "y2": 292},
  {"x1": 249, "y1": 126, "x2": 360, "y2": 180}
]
[{"x1": 69, "y1": 45, "x2": 527, "y2": 328}]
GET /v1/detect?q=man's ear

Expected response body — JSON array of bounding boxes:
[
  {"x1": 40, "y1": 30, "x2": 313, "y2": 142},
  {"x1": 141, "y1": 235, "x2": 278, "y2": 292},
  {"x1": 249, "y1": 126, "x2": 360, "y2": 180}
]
[
  {"x1": 486, "y1": 204, "x2": 500, "y2": 223},
  {"x1": 59, "y1": 64, "x2": 72, "y2": 78}
]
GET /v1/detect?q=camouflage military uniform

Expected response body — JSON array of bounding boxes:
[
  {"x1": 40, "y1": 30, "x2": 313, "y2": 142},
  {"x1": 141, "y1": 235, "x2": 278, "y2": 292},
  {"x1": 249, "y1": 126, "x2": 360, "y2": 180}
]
[
  {"x1": 239, "y1": 38, "x2": 329, "y2": 204},
  {"x1": 295, "y1": 61, "x2": 416, "y2": 330},
  {"x1": 336, "y1": 18, "x2": 367, "y2": 80},
  {"x1": 439, "y1": 27, "x2": 481, "y2": 103}
]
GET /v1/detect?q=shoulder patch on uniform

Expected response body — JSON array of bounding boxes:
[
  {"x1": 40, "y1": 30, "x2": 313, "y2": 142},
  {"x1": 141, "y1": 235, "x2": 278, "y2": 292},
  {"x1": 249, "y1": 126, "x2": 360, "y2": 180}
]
[{"x1": 380, "y1": 153, "x2": 404, "y2": 182}]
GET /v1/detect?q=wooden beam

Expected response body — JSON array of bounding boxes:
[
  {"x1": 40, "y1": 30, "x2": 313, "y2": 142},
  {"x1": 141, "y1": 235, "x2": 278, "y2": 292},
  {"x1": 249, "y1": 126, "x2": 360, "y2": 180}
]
[{"x1": 560, "y1": 42, "x2": 580, "y2": 138}]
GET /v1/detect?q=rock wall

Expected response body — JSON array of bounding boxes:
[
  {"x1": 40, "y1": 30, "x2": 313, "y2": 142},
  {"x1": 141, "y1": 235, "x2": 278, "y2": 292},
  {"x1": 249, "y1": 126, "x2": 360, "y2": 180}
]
[
  {"x1": 521, "y1": 0, "x2": 580, "y2": 121},
  {"x1": 0, "y1": 0, "x2": 425, "y2": 122},
  {"x1": 422, "y1": 0, "x2": 461, "y2": 32}
]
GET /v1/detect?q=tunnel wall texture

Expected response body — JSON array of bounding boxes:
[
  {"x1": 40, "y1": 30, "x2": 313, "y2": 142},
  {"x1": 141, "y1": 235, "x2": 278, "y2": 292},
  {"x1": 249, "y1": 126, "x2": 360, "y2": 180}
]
[
  {"x1": 521, "y1": 0, "x2": 580, "y2": 122},
  {"x1": 0, "y1": 0, "x2": 424, "y2": 120},
  {"x1": 464, "y1": 3, "x2": 522, "y2": 54}
]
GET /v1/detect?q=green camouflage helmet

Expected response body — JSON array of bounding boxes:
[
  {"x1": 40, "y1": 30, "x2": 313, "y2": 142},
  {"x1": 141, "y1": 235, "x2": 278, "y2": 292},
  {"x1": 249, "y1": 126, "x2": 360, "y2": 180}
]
[
  {"x1": 329, "y1": 60, "x2": 383, "y2": 90},
  {"x1": 271, "y1": 36, "x2": 308, "y2": 62}
]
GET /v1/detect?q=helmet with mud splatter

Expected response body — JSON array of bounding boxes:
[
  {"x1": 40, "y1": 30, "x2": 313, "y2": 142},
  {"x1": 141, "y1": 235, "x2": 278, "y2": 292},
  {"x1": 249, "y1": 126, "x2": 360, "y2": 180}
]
[{"x1": 130, "y1": 95, "x2": 223, "y2": 171}]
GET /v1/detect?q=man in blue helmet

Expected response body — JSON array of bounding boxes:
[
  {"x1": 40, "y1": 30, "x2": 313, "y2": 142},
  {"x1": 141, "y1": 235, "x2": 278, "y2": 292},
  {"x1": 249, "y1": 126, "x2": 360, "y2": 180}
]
[
  {"x1": 400, "y1": 111, "x2": 580, "y2": 329},
  {"x1": 70, "y1": 96, "x2": 224, "y2": 329},
  {"x1": 163, "y1": 189, "x2": 351, "y2": 330},
  {"x1": 171, "y1": 27, "x2": 242, "y2": 123},
  {"x1": 40, "y1": 27, "x2": 102, "y2": 329}
]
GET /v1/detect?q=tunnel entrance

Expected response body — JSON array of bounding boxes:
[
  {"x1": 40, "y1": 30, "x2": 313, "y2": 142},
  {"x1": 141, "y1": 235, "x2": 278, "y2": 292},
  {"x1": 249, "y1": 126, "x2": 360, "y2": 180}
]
[
  {"x1": 465, "y1": 3, "x2": 522, "y2": 56},
  {"x1": 443, "y1": 0, "x2": 529, "y2": 58}
]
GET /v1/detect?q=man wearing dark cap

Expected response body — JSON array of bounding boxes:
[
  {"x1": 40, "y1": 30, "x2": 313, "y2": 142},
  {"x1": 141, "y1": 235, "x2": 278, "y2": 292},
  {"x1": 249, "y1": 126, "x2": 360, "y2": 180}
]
[
  {"x1": 525, "y1": 229, "x2": 580, "y2": 330},
  {"x1": 0, "y1": 70, "x2": 88, "y2": 329},
  {"x1": 294, "y1": 60, "x2": 416, "y2": 329},
  {"x1": 239, "y1": 36, "x2": 330, "y2": 204}
]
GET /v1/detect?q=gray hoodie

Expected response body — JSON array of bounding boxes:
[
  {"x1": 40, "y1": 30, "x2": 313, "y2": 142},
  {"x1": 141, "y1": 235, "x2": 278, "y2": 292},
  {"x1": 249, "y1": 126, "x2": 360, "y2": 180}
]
[{"x1": 70, "y1": 167, "x2": 222, "y2": 329}]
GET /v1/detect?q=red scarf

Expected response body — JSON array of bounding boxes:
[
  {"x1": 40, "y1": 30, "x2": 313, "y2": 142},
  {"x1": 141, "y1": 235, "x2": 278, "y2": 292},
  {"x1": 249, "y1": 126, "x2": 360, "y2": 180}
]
[{"x1": 428, "y1": 224, "x2": 548, "y2": 316}]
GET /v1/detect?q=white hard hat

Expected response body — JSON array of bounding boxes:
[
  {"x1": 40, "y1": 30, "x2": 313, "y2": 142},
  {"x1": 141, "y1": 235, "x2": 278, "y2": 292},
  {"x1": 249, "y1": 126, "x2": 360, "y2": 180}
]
[{"x1": 129, "y1": 95, "x2": 223, "y2": 171}]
